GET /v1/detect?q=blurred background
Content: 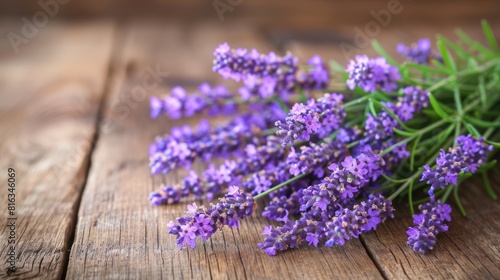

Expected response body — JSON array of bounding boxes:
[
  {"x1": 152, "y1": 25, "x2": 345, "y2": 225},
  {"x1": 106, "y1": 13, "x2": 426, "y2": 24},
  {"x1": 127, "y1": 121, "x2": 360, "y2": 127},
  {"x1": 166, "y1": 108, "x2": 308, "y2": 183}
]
[{"x1": 1, "y1": 0, "x2": 499, "y2": 26}]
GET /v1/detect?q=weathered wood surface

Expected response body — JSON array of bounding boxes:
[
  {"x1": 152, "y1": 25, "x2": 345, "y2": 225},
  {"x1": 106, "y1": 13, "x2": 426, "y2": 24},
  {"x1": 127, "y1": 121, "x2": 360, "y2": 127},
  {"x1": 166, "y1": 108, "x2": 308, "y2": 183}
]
[
  {"x1": 0, "y1": 19, "x2": 499, "y2": 279},
  {"x1": 361, "y1": 177, "x2": 500, "y2": 279},
  {"x1": 0, "y1": 21, "x2": 115, "y2": 279}
]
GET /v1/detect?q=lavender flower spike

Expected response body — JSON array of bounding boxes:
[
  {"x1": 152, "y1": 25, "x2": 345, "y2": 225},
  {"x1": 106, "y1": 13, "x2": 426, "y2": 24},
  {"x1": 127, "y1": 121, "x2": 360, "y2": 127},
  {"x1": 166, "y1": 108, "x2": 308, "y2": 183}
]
[
  {"x1": 397, "y1": 38, "x2": 439, "y2": 64},
  {"x1": 421, "y1": 134, "x2": 492, "y2": 195},
  {"x1": 276, "y1": 93, "x2": 346, "y2": 146},
  {"x1": 149, "y1": 83, "x2": 237, "y2": 119},
  {"x1": 407, "y1": 200, "x2": 451, "y2": 253},
  {"x1": 346, "y1": 55, "x2": 401, "y2": 93},
  {"x1": 213, "y1": 42, "x2": 298, "y2": 82},
  {"x1": 168, "y1": 186, "x2": 254, "y2": 249}
]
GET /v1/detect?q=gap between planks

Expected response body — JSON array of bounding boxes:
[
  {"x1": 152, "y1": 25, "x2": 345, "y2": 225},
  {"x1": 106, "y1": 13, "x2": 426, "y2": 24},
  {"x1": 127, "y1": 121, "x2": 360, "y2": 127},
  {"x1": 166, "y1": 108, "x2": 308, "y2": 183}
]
[{"x1": 59, "y1": 21, "x2": 125, "y2": 280}]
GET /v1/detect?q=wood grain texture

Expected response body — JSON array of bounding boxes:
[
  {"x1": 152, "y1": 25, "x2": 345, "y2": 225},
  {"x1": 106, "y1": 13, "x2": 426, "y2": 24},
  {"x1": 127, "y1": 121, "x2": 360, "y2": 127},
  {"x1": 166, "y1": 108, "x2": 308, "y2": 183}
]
[
  {"x1": 360, "y1": 177, "x2": 500, "y2": 280},
  {"x1": 65, "y1": 21, "x2": 383, "y2": 279},
  {"x1": 0, "y1": 21, "x2": 114, "y2": 279}
]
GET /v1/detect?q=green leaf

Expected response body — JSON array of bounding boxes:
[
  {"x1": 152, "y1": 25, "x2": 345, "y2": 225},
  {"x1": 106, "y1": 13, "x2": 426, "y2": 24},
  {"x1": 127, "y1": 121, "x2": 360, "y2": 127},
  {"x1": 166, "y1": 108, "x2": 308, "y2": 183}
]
[
  {"x1": 421, "y1": 108, "x2": 440, "y2": 119},
  {"x1": 465, "y1": 122, "x2": 481, "y2": 137},
  {"x1": 453, "y1": 85, "x2": 463, "y2": 116},
  {"x1": 482, "y1": 172, "x2": 498, "y2": 200},
  {"x1": 481, "y1": 19, "x2": 499, "y2": 51},
  {"x1": 273, "y1": 97, "x2": 290, "y2": 113},
  {"x1": 371, "y1": 91, "x2": 392, "y2": 102},
  {"x1": 477, "y1": 160, "x2": 498, "y2": 173},
  {"x1": 467, "y1": 57, "x2": 479, "y2": 69},
  {"x1": 408, "y1": 179, "x2": 415, "y2": 215},
  {"x1": 298, "y1": 86, "x2": 307, "y2": 103},
  {"x1": 453, "y1": 185, "x2": 467, "y2": 217},
  {"x1": 382, "y1": 174, "x2": 408, "y2": 183},
  {"x1": 394, "y1": 128, "x2": 416, "y2": 137},
  {"x1": 403, "y1": 62, "x2": 450, "y2": 75},
  {"x1": 465, "y1": 116, "x2": 500, "y2": 128},
  {"x1": 368, "y1": 99, "x2": 378, "y2": 116},
  {"x1": 410, "y1": 134, "x2": 422, "y2": 171},
  {"x1": 438, "y1": 35, "x2": 470, "y2": 61},
  {"x1": 328, "y1": 60, "x2": 346, "y2": 73},
  {"x1": 428, "y1": 93, "x2": 454, "y2": 122},
  {"x1": 437, "y1": 124, "x2": 456, "y2": 144},
  {"x1": 487, "y1": 140, "x2": 500, "y2": 148},
  {"x1": 371, "y1": 40, "x2": 398, "y2": 65},
  {"x1": 437, "y1": 39, "x2": 457, "y2": 72},
  {"x1": 456, "y1": 29, "x2": 495, "y2": 56},
  {"x1": 479, "y1": 76, "x2": 487, "y2": 110}
]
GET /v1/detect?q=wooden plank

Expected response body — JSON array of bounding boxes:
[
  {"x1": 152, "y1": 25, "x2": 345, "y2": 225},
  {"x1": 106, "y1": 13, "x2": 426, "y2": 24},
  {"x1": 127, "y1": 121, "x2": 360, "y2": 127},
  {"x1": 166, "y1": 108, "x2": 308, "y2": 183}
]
[
  {"x1": 66, "y1": 20, "x2": 383, "y2": 279},
  {"x1": 0, "y1": 21, "x2": 115, "y2": 278}
]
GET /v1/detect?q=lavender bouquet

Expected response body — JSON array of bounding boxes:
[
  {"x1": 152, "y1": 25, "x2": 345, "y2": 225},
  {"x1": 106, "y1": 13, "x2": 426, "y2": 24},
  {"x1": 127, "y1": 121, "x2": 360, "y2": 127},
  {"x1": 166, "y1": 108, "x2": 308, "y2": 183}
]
[{"x1": 149, "y1": 21, "x2": 500, "y2": 255}]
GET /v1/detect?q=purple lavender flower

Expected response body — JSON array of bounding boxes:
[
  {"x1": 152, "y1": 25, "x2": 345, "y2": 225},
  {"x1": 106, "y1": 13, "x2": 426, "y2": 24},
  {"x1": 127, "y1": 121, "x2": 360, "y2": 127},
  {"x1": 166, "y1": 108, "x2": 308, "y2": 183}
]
[
  {"x1": 243, "y1": 139, "x2": 347, "y2": 196},
  {"x1": 237, "y1": 55, "x2": 330, "y2": 100},
  {"x1": 396, "y1": 86, "x2": 430, "y2": 122},
  {"x1": 149, "y1": 83, "x2": 237, "y2": 119},
  {"x1": 258, "y1": 219, "x2": 301, "y2": 256},
  {"x1": 286, "y1": 140, "x2": 347, "y2": 177},
  {"x1": 168, "y1": 186, "x2": 254, "y2": 249},
  {"x1": 300, "y1": 152, "x2": 386, "y2": 217},
  {"x1": 258, "y1": 194, "x2": 394, "y2": 255},
  {"x1": 149, "y1": 185, "x2": 181, "y2": 206},
  {"x1": 213, "y1": 42, "x2": 298, "y2": 82},
  {"x1": 276, "y1": 93, "x2": 346, "y2": 146},
  {"x1": 364, "y1": 112, "x2": 398, "y2": 143},
  {"x1": 262, "y1": 191, "x2": 303, "y2": 221},
  {"x1": 150, "y1": 136, "x2": 285, "y2": 205},
  {"x1": 346, "y1": 55, "x2": 401, "y2": 93},
  {"x1": 214, "y1": 43, "x2": 329, "y2": 99},
  {"x1": 407, "y1": 200, "x2": 451, "y2": 253},
  {"x1": 421, "y1": 135, "x2": 492, "y2": 195},
  {"x1": 323, "y1": 194, "x2": 394, "y2": 246},
  {"x1": 149, "y1": 105, "x2": 283, "y2": 175},
  {"x1": 397, "y1": 38, "x2": 439, "y2": 64}
]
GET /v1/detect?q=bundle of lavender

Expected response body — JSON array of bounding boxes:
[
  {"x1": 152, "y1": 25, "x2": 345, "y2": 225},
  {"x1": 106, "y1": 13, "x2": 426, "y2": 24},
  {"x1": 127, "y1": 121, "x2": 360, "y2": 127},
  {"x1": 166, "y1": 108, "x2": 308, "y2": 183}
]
[{"x1": 148, "y1": 21, "x2": 500, "y2": 255}]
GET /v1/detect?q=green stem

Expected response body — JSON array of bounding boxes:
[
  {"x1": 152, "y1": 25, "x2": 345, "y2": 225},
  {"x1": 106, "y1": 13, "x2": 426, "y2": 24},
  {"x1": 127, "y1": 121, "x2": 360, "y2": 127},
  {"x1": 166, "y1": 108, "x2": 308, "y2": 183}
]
[
  {"x1": 427, "y1": 58, "x2": 500, "y2": 92},
  {"x1": 344, "y1": 95, "x2": 371, "y2": 108},
  {"x1": 254, "y1": 173, "x2": 309, "y2": 200},
  {"x1": 484, "y1": 115, "x2": 500, "y2": 139},
  {"x1": 380, "y1": 119, "x2": 448, "y2": 156},
  {"x1": 388, "y1": 172, "x2": 421, "y2": 201}
]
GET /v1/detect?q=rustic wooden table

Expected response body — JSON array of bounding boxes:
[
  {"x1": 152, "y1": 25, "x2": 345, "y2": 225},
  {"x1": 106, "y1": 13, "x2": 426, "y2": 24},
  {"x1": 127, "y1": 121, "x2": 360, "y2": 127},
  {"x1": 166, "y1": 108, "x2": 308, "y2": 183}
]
[{"x1": 0, "y1": 19, "x2": 499, "y2": 279}]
